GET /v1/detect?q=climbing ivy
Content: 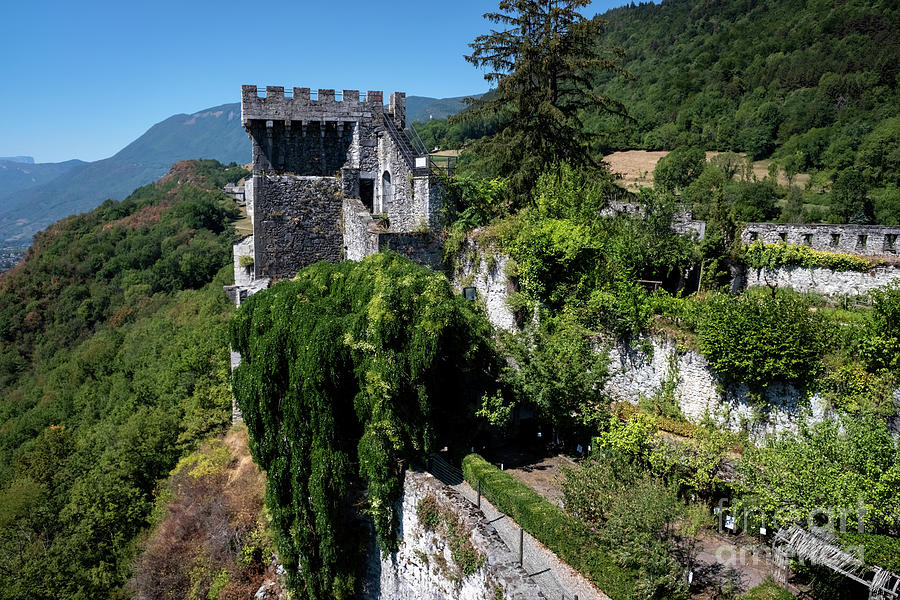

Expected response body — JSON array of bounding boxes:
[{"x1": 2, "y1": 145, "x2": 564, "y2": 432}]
[{"x1": 229, "y1": 253, "x2": 496, "y2": 599}]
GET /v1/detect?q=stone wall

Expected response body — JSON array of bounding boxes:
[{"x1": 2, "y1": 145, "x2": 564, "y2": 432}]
[
  {"x1": 742, "y1": 264, "x2": 900, "y2": 296},
  {"x1": 452, "y1": 241, "x2": 518, "y2": 332},
  {"x1": 252, "y1": 175, "x2": 343, "y2": 280},
  {"x1": 378, "y1": 232, "x2": 444, "y2": 271},
  {"x1": 232, "y1": 235, "x2": 254, "y2": 286},
  {"x1": 343, "y1": 198, "x2": 378, "y2": 261},
  {"x1": 741, "y1": 223, "x2": 900, "y2": 257},
  {"x1": 377, "y1": 133, "x2": 428, "y2": 231},
  {"x1": 363, "y1": 470, "x2": 543, "y2": 600},
  {"x1": 242, "y1": 86, "x2": 385, "y2": 178},
  {"x1": 604, "y1": 335, "x2": 833, "y2": 437}
]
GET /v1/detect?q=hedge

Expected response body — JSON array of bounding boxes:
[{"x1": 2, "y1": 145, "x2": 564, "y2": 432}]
[
  {"x1": 743, "y1": 240, "x2": 876, "y2": 272},
  {"x1": 461, "y1": 454, "x2": 637, "y2": 600}
]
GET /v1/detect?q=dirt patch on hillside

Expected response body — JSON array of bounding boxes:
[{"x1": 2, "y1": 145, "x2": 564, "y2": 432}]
[
  {"x1": 605, "y1": 150, "x2": 811, "y2": 189},
  {"x1": 103, "y1": 203, "x2": 170, "y2": 231}
]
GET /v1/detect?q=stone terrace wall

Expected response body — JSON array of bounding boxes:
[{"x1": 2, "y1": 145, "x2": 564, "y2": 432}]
[
  {"x1": 365, "y1": 470, "x2": 544, "y2": 600},
  {"x1": 743, "y1": 264, "x2": 900, "y2": 296},
  {"x1": 604, "y1": 335, "x2": 832, "y2": 437},
  {"x1": 253, "y1": 175, "x2": 343, "y2": 279},
  {"x1": 741, "y1": 223, "x2": 900, "y2": 257}
]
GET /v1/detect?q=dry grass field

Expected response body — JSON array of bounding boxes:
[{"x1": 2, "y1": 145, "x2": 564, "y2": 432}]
[{"x1": 604, "y1": 150, "x2": 810, "y2": 190}]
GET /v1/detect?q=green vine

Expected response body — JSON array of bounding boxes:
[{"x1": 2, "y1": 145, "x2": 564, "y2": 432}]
[{"x1": 743, "y1": 240, "x2": 877, "y2": 272}]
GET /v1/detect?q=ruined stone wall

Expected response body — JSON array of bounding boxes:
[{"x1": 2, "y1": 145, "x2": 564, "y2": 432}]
[
  {"x1": 378, "y1": 232, "x2": 444, "y2": 271},
  {"x1": 742, "y1": 264, "x2": 900, "y2": 296},
  {"x1": 362, "y1": 470, "x2": 543, "y2": 600},
  {"x1": 604, "y1": 335, "x2": 832, "y2": 437},
  {"x1": 452, "y1": 241, "x2": 518, "y2": 332},
  {"x1": 232, "y1": 235, "x2": 254, "y2": 287},
  {"x1": 252, "y1": 175, "x2": 343, "y2": 279},
  {"x1": 244, "y1": 176, "x2": 255, "y2": 220},
  {"x1": 741, "y1": 223, "x2": 900, "y2": 257},
  {"x1": 342, "y1": 198, "x2": 378, "y2": 261}
]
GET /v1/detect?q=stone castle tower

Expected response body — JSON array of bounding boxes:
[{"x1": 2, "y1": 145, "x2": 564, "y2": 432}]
[{"x1": 225, "y1": 85, "x2": 444, "y2": 305}]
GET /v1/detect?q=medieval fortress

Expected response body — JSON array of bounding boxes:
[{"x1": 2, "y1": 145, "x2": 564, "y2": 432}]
[{"x1": 224, "y1": 85, "x2": 443, "y2": 305}]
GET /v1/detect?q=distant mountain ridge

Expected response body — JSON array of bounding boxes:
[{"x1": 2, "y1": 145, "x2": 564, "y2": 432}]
[
  {"x1": 0, "y1": 94, "x2": 475, "y2": 243},
  {"x1": 0, "y1": 159, "x2": 86, "y2": 197},
  {"x1": 406, "y1": 95, "x2": 479, "y2": 123},
  {"x1": 0, "y1": 156, "x2": 34, "y2": 164}
]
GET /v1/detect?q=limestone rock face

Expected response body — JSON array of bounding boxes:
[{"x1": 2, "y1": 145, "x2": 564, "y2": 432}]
[{"x1": 361, "y1": 471, "x2": 543, "y2": 600}]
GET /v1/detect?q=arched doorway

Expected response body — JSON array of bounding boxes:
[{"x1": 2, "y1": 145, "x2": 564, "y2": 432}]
[{"x1": 381, "y1": 171, "x2": 392, "y2": 213}]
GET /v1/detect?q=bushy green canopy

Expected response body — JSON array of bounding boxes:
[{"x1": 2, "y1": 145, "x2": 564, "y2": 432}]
[{"x1": 229, "y1": 253, "x2": 496, "y2": 599}]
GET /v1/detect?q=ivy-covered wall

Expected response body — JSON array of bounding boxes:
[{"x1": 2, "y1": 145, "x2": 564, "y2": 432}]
[
  {"x1": 604, "y1": 334, "x2": 900, "y2": 438},
  {"x1": 741, "y1": 264, "x2": 900, "y2": 297}
]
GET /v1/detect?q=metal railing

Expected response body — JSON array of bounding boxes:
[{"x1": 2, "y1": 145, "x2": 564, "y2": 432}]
[
  {"x1": 382, "y1": 114, "x2": 426, "y2": 174},
  {"x1": 406, "y1": 123, "x2": 430, "y2": 156}
]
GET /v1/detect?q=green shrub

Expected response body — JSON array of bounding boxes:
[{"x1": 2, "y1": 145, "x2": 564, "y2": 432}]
[
  {"x1": 836, "y1": 531, "x2": 900, "y2": 571},
  {"x1": 461, "y1": 454, "x2": 636, "y2": 600},
  {"x1": 743, "y1": 240, "x2": 875, "y2": 272},
  {"x1": 696, "y1": 291, "x2": 827, "y2": 387},
  {"x1": 416, "y1": 496, "x2": 441, "y2": 531}
]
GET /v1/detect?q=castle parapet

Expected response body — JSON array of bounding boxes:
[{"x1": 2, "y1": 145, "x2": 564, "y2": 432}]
[{"x1": 241, "y1": 85, "x2": 389, "y2": 125}]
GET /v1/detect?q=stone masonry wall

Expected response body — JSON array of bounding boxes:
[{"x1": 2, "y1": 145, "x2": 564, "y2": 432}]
[
  {"x1": 364, "y1": 470, "x2": 543, "y2": 600},
  {"x1": 378, "y1": 232, "x2": 444, "y2": 271},
  {"x1": 604, "y1": 335, "x2": 833, "y2": 437},
  {"x1": 343, "y1": 198, "x2": 378, "y2": 261},
  {"x1": 253, "y1": 175, "x2": 343, "y2": 279},
  {"x1": 452, "y1": 241, "x2": 518, "y2": 332},
  {"x1": 377, "y1": 133, "x2": 426, "y2": 231},
  {"x1": 741, "y1": 223, "x2": 900, "y2": 257},
  {"x1": 232, "y1": 235, "x2": 254, "y2": 286},
  {"x1": 242, "y1": 86, "x2": 385, "y2": 178},
  {"x1": 743, "y1": 264, "x2": 900, "y2": 296}
]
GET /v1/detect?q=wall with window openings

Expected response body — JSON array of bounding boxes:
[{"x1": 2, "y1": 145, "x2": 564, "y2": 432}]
[{"x1": 740, "y1": 223, "x2": 900, "y2": 256}]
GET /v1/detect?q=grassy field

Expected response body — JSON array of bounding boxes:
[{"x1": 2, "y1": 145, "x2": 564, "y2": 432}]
[{"x1": 605, "y1": 150, "x2": 811, "y2": 190}]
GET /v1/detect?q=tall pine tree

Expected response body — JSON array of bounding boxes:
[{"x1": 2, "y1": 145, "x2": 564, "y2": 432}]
[{"x1": 458, "y1": 0, "x2": 627, "y2": 196}]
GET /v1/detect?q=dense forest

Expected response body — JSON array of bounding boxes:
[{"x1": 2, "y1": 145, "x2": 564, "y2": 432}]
[{"x1": 0, "y1": 161, "x2": 252, "y2": 599}]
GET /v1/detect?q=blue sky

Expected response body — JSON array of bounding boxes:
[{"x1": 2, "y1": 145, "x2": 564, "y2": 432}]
[{"x1": 1, "y1": 0, "x2": 641, "y2": 163}]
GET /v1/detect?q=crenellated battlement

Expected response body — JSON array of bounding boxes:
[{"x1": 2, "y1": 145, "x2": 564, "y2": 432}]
[{"x1": 241, "y1": 85, "x2": 396, "y2": 125}]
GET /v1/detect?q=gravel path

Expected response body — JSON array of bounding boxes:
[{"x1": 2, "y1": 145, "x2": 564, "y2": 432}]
[{"x1": 449, "y1": 478, "x2": 610, "y2": 600}]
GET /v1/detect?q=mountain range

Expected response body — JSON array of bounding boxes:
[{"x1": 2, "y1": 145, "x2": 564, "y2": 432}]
[{"x1": 0, "y1": 95, "x2": 475, "y2": 243}]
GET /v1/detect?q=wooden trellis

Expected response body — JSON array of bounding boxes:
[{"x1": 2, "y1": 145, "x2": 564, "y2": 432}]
[{"x1": 772, "y1": 525, "x2": 900, "y2": 600}]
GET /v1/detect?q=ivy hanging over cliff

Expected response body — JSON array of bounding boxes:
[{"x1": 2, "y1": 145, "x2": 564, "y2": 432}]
[{"x1": 229, "y1": 252, "x2": 496, "y2": 600}]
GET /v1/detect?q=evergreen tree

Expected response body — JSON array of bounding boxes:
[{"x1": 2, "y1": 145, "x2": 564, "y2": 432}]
[{"x1": 457, "y1": 0, "x2": 627, "y2": 197}]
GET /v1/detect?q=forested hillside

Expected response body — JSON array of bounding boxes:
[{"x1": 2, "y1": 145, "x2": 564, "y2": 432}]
[
  {"x1": 0, "y1": 160, "x2": 246, "y2": 599},
  {"x1": 417, "y1": 0, "x2": 898, "y2": 207},
  {"x1": 596, "y1": 0, "x2": 899, "y2": 186}
]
